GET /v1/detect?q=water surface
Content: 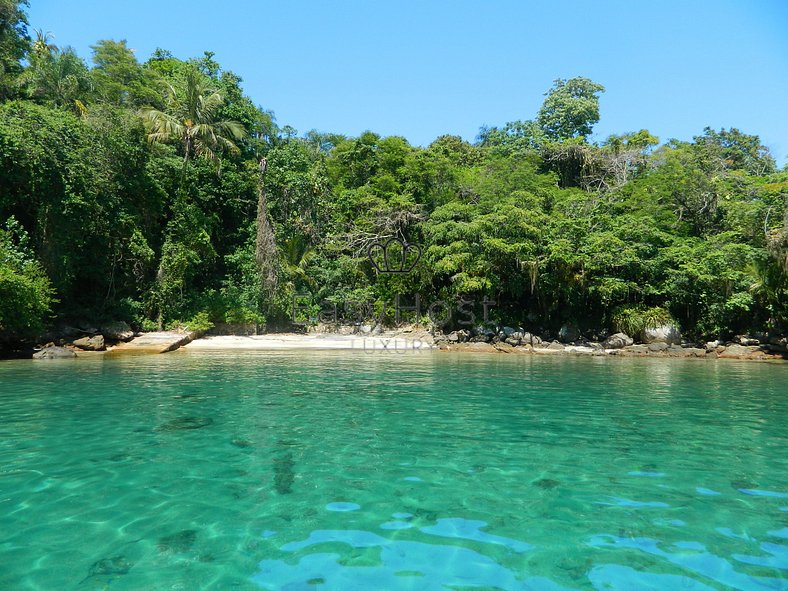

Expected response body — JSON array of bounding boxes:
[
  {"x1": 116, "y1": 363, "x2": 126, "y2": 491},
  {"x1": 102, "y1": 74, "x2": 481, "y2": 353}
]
[{"x1": 0, "y1": 352, "x2": 786, "y2": 590}]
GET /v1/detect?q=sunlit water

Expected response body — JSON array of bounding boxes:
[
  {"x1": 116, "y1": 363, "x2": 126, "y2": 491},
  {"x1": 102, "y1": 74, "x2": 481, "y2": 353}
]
[{"x1": 0, "y1": 351, "x2": 786, "y2": 590}]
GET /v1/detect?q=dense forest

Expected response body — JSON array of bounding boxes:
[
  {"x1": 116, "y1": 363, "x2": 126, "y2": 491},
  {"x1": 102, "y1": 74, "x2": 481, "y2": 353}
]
[{"x1": 1, "y1": 0, "x2": 786, "y2": 350}]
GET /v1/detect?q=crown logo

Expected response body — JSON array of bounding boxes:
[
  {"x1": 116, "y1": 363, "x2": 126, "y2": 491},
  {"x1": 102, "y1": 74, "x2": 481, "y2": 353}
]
[{"x1": 367, "y1": 238, "x2": 422, "y2": 274}]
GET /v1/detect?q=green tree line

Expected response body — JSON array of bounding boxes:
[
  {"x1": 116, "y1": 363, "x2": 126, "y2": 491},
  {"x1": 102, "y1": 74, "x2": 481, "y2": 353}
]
[{"x1": 1, "y1": 0, "x2": 786, "y2": 346}]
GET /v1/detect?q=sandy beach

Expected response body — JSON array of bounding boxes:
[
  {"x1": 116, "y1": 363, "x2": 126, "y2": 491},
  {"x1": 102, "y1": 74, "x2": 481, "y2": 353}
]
[{"x1": 183, "y1": 333, "x2": 435, "y2": 351}]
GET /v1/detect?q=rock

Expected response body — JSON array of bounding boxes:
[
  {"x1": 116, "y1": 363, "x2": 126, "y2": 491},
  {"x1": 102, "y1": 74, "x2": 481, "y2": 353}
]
[
  {"x1": 469, "y1": 335, "x2": 491, "y2": 343},
  {"x1": 88, "y1": 556, "x2": 133, "y2": 576},
  {"x1": 505, "y1": 337, "x2": 521, "y2": 346},
  {"x1": 643, "y1": 325, "x2": 682, "y2": 345},
  {"x1": 446, "y1": 331, "x2": 459, "y2": 342},
  {"x1": 156, "y1": 417, "x2": 214, "y2": 432},
  {"x1": 705, "y1": 340, "x2": 720, "y2": 352},
  {"x1": 602, "y1": 332, "x2": 633, "y2": 349},
  {"x1": 558, "y1": 324, "x2": 580, "y2": 343},
  {"x1": 502, "y1": 326, "x2": 516, "y2": 338},
  {"x1": 647, "y1": 342, "x2": 669, "y2": 352},
  {"x1": 101, "y1": 321, "x2": 134, "y2": 342},
  {"x1": 683, "y1": 348, "x2": 707, "y2": 357},
  {"x1": 73, "y1": 335, "x2": 105, "y2": 351},
  {"x1": 33, "y1": 345, "x2": 76, "y2": 359},
  {"x1": 547, "y1": 342, "x2": 565, "y2": 351},
  {"x1": 533, "y1": 478, "x2": 560, "y2": 489},
  {"x1": 623, "y1": 344, "x2": 649, "y2": 355},
  {"x1": 493, "y1": 341, "x2": 515, "y2": 353},
  {"x1": 472, "y1": 325, "x2": 496, "y2": 338},
  {"x1": 719, "y1": 344, "x2": 761, "y2": 359},
  {"x1": 158, "y1": 530, "x2": 198, "y2": 554},
  {"x1": 456, "y1": 329, "x2": 470, "y2": 343},
  {"x1": 511, "y1": 331, "x2": 524, "y2": 341}
]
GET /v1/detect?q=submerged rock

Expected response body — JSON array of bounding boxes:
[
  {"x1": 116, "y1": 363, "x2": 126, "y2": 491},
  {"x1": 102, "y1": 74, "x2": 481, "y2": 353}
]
[
  {"x1": 274, "y1": 452, "x2": 295, "y2": 494},
  {"x1": 158, "y1": 529, "x2": 198, "y2": 553},
  {"x1": 156, "y1": 417, "x2": 214, "y2": 431},
  {"x1": 534, "y1": 478, "x2": 561, "y2": 489},
  {"x1": 88, "y1": 555, "x2": 133, "y2": 576}
]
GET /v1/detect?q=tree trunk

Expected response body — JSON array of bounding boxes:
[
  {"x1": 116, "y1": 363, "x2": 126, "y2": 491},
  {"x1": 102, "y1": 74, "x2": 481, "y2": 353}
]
[{"x1": 255, "y1": 158, "x2": 278, "y2": 304}]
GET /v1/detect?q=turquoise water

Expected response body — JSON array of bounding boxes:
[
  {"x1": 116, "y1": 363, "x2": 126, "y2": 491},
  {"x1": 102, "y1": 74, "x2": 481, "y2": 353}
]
[{"x1": 0, "y1": 352, "x2": 786, "y2": 591}]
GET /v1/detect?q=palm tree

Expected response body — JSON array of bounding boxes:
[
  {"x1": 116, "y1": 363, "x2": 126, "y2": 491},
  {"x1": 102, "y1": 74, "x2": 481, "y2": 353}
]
[
  {"x1": 20, "y1": 45, "x2": 93, "y2": 111},
  {"x1": 142, "y1": 67, "x2": 245, "y2": 167}
]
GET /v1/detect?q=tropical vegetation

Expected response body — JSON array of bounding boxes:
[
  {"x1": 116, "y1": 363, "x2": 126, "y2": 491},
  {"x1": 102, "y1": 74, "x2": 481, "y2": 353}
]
[{"x1": 1, "y1": 1, "x2": 786, "y2": 348}]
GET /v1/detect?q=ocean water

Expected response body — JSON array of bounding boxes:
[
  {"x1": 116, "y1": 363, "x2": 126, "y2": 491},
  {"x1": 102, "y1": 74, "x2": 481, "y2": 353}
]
[{"x1": 0, "y1": 351, "x2": 786, "y2": 590}]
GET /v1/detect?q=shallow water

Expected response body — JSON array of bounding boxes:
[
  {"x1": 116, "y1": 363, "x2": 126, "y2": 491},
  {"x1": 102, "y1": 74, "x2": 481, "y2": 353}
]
[{"x1": 0, "y1": 352, "x2": 786, "y2": 590}]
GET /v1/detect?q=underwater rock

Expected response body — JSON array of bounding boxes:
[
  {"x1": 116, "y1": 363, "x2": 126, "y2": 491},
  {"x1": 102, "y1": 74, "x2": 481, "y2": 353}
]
[
  {"x1": 88, "y1": 555, "x2": 133, "y2": 576},
  {"x1": 533, "y1": 478, "x2": 561, "y2": 489},
  {"x1": 156, "y1": 417, "x2": 214, "y2": 431},
  {"x1": 274, "y1": 453, "x2": 295, "y2": 494},
  {"x1": 231, "y1": 439, "x2": 253, "y2": 448},
  {"x1": 158, "y1": 529, "x2": 198, "y2": 553}
]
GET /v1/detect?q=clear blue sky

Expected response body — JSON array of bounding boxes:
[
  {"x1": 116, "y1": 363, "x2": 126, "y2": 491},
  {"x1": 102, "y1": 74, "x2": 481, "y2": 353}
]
[{"x1": 28, "y1": 0, "x2": 788, "y2": 164}]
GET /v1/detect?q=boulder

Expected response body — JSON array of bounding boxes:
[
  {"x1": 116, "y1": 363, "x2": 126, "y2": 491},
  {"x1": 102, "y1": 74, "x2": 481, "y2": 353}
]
[
  {"x1": 647, "y1": 342, "x2": 669, "y2": 352},
  {"x1": 643, "y1": 325, "x2": 682, "y2": 345},
  {"x1": 101, "y1": 321, "x2": 134, "y2": 342},
  {"x1": 719, "y1": 344, "x2": 761, "y2": 359},
  {"x1": 547, "y1": 341, "x2": 565, "y2": 351},
  {"x1": 505, "y1": 337, "x2": 521, "y2": 346},
  {"x1": 603, "y1": 332, "x2": 634, "y2": 349},
  {"x1": 456, "y1": 329, "x2": 470, "y2": 343},
  {"x1": 472, "y1": 325, "x2": 496, "y2": 339},
  {"x1": 558, "y1": 325, "x2": 580, "y2": 343},
  {"x1": 33, "y1": 345, "x2": 77, "y2": 359},
  {"x1": 73, "y1": 335, "x2": 106, "y2": 351}
]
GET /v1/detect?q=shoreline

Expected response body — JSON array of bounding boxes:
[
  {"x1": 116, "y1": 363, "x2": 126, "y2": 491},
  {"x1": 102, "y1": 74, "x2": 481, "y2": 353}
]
[
  {"x1": 12, "y1": 330, "x2": 787, "y2": 362},
  {"x1": 180, "y1": 333, "x2": 786, "y2": 362}
]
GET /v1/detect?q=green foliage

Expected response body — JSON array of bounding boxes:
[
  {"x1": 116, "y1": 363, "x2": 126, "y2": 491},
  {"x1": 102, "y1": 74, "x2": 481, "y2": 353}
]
[
  {"x1": 536, "y1": 77, "x2": 605, "y2": 140},
  {"x1": 0, "y1": 220, "x2": 54, "y2": 341},
  {"x1": 0, "y1": 0, "x2": 28, "y2": 98},
  {"x1": 0, "y1": 37, "x2": 784, "y2": 346},
  {"x1": 611, "y1": 305, "x2": 674, "y2": 340}
]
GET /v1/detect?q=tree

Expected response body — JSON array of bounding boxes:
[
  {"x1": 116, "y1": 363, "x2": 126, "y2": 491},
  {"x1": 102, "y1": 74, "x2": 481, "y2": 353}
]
[
  {"x1": 694, "y1": 127, "x2": 776, "y2": 176},
  {"x1": 0, "y1": 0, "x2": 28, "y2": 98},
  {"x1": 0, "y1": 219, "x2": 54, "y2": 343},
  {"x1": 20, "y1": 45, "x2": 93, "y2": 111},
  {"x1": 537, "y1": 77, "x2": 605, "y2": 140},
  {"x1": 90, "y1": 39, "x2": 161, "y2": 107},
  {"x1": 142, "y1": 66, "x2": 245, "y2": 167}
]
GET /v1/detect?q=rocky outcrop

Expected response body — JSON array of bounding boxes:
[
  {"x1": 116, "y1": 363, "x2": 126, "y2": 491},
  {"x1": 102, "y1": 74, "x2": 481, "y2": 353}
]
[
  {"x1": 558, "y1": 325, "x2": 580, "y2": 343},
  {"x1": 602, "y1": 332, "x2": 633, "y2": 349},
  {"x1": 643, "y1": 325, "x2": 682, "y2": 345},
  {"x1": 100, "y1": 321, "x2": 135, "y2": 342},
  {"x1": 73, "y1": 335, "x2": 106, "y2": 351},
  {"x1": 33, "y1": 345, "x2": 77, "y2": 359}
]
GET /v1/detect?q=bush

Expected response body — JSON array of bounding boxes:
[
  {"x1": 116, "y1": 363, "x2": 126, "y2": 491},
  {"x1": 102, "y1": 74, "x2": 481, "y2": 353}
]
[
  {"x1": 611, "y1": 305, "x2": 675, "y2": 340},
  {"x1": 0, "y1": 223, "x2": 55, "y2": 342}
]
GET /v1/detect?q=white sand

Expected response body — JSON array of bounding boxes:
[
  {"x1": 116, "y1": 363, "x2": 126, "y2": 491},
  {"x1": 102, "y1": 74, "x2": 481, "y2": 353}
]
[{"x1": 183, "y1": 333, "x2": 435, "y2": 351}]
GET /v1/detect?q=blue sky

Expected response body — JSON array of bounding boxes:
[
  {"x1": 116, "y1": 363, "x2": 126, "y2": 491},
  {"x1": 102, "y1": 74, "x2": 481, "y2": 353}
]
[{"x1": 28, "y1": 0, "x2": 788, "y2": 164}]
